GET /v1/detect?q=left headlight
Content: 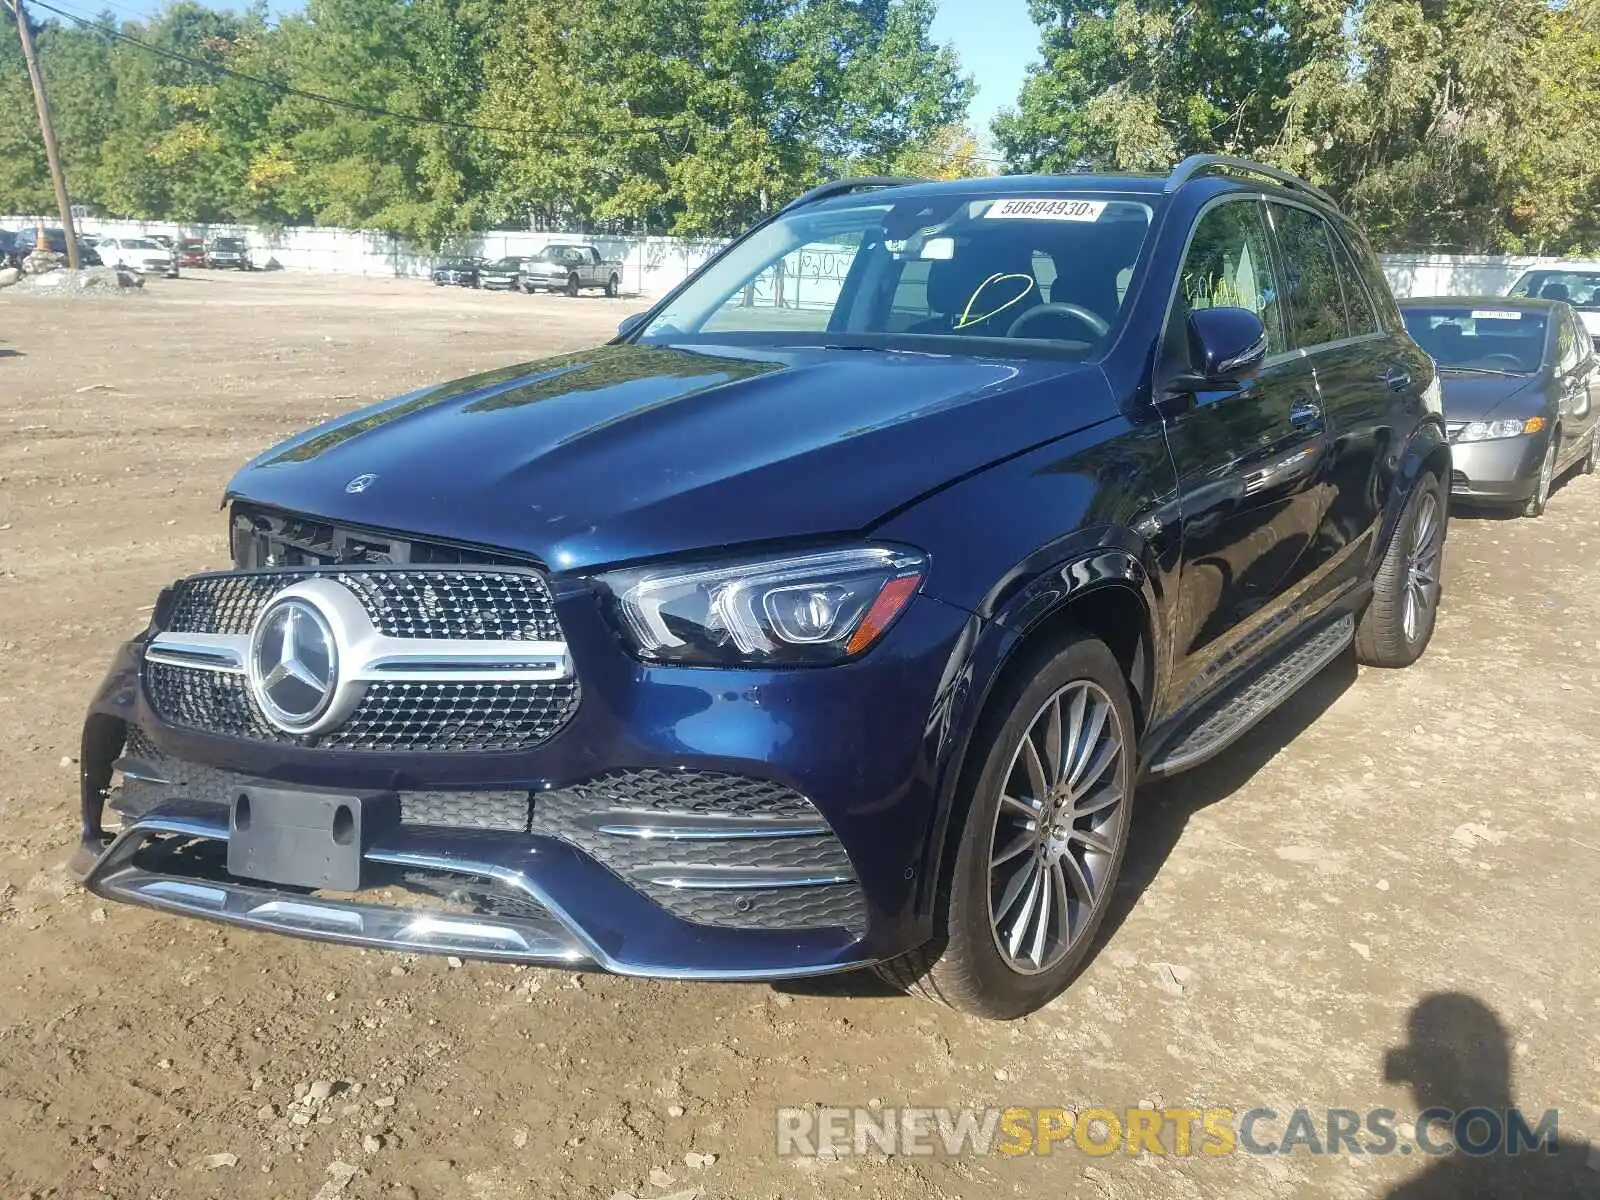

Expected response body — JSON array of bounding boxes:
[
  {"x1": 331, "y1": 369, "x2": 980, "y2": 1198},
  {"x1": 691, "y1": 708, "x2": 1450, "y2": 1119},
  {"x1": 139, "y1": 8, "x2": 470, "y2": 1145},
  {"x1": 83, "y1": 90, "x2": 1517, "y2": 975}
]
[
  {"x1": 1454, "y1": 416, "x2": 1544, "y2": 442},
  {"x1": 599, "y1": 546, "x2": 928, "y2": 666}
]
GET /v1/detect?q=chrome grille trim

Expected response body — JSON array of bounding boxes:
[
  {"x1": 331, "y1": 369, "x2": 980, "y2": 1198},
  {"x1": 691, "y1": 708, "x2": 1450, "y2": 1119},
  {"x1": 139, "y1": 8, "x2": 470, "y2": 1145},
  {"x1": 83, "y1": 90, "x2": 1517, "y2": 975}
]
[{"x1": 146, "y1": 566, "x2": 577, "y2": 753}]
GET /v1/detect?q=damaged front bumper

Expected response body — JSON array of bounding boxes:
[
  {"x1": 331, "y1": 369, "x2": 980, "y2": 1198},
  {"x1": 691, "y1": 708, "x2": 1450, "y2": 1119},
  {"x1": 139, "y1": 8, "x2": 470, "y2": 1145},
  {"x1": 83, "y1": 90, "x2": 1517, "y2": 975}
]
[
  {"x1": 70, "y1": 801, "x2": 874, "y2": 978},
  {"x1": 70, "y1": 637, "x2": 901, "y2": 981}
]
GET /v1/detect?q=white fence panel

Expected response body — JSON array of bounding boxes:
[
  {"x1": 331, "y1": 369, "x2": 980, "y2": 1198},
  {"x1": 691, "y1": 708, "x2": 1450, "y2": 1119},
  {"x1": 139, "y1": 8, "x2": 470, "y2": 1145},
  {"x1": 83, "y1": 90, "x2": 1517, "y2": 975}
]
[{"x1": 3, "y1": 213, "x2": 1582, "y2": 302}]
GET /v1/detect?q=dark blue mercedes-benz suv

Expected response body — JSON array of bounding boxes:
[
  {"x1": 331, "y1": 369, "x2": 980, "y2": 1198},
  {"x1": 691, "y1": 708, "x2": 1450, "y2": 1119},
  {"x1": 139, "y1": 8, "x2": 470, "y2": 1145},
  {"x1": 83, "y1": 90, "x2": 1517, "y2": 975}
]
[{"x1": 72, "y1": 157, "x2": 1448, "y2": 1018}]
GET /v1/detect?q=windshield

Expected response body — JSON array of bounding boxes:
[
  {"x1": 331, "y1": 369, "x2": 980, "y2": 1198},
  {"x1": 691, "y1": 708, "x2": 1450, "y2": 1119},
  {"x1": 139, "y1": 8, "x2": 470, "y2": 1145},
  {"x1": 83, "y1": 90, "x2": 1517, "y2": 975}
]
[
  {"x1": 1509, "y1": 270, "x2": 1600, "y2": 309},
  {"x1": 214, "y1": 239, "x2": 244, "y2": 249},
  {"x1": 489, "y1": 257, "x2": 521, "y2": 269},
  {"x1": 1402, "y1": 306, "x2": 1548, "y2": 373},
  {"x1": 122, "y1": 238, "x2": 159, "y2": 250},
  {"x1": 639, "y1": 191, "x2": 1154, "y2": 356}
]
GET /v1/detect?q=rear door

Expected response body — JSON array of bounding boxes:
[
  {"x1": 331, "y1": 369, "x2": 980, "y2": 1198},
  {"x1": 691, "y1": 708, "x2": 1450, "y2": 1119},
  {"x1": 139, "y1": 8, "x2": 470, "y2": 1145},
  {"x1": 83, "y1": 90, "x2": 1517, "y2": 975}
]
[{"x1": 1160, "y1": 197, "x2": 1332, "y2": 708}]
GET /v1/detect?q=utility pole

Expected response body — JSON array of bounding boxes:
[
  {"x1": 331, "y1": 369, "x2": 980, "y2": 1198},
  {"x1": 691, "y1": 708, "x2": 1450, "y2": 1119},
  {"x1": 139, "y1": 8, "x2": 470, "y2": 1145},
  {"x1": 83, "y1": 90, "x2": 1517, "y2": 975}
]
[{"x1": 6, "y1": 0, "x2": 78, "y2": 269}]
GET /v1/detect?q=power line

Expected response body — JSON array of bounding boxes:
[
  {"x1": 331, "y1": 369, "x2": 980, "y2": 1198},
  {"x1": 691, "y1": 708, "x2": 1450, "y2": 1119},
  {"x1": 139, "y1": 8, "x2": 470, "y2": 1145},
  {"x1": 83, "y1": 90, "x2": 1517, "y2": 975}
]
[{"x1": 24, "y1": 0, "x2": 677, "y2": 143}]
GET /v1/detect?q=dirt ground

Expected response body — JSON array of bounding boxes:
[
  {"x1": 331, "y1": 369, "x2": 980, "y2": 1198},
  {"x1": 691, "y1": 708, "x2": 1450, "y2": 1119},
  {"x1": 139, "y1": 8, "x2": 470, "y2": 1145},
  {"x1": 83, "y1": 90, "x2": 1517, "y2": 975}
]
[{"x1": 1, "y1": 272, "x2": 1597, "y2": 1200}]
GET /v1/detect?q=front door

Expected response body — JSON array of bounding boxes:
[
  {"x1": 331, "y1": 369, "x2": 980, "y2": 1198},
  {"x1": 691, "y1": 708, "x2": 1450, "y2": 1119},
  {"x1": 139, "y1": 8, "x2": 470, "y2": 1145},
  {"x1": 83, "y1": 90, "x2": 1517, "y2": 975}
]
[
  {"x1": 1265, "y1": 201, "x2": 1405, "y2": 604},
  {"x1": 1158, "y1": 197, "x2": 1332, "y2": 710}
]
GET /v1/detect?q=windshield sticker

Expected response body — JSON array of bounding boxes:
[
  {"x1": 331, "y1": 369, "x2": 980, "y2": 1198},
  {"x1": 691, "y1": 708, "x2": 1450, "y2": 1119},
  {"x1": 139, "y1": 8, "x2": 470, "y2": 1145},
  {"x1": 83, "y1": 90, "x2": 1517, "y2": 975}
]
[
  {"x1": 984, "y1": 198, "x2": 1107, "y2": 222},
  {"x1": 1470, "y1": 310, "x2": 1524, "y2": 321}
]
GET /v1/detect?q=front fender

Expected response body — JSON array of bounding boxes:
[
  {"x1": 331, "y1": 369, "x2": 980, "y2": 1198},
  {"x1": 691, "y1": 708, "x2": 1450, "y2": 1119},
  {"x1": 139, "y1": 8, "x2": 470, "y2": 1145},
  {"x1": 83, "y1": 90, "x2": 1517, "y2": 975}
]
[{"x1": 909, "y1": 540, "x2": 1163, "y2": 920}]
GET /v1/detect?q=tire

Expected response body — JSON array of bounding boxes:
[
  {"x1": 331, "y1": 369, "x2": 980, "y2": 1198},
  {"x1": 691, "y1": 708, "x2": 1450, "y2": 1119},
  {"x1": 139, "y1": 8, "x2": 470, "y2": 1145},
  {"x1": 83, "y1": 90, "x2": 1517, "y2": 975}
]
[
  {"x1": 606, "y1": 273, "x2": 620, "y2": 297},
  {"x1": 872, "y1": 633, "x2": 1136, "y2": 1019},
  {"x1": 1355, "y1": 471, "x2": 1446, "y2": 668},
  {"x1": 1580, "y1": 425, "x2": 1598, "y2": 476},
  {"x1": 1523, "y1": 435, "x2": 1558, "y2": 518},
  {"x1": 564, "y1": 273, "x2": 580, "y2": 297}
]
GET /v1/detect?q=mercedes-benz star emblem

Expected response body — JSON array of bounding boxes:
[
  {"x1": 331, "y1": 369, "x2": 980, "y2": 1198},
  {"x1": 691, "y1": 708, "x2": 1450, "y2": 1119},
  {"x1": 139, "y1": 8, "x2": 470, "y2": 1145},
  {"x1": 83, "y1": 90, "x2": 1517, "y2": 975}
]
[
  {"x1": 249, "y1": 597, "x2": 339, "y2": 733},
  {"x1": 345, "y1": 473, "x2": 378, "y2": 494}
]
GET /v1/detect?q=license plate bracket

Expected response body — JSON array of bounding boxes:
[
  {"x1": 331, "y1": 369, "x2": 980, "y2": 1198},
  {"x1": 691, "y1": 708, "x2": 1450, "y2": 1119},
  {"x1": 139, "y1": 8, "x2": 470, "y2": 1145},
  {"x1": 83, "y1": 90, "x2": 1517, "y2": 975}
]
[{"x1": 227, "y1": 784, "x2": 400, "y2": 892}]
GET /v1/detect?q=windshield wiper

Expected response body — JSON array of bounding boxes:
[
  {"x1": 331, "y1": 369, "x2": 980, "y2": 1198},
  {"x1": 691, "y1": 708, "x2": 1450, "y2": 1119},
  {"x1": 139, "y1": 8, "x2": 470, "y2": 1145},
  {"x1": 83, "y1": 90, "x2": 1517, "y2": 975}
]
[{"x1": 1440, "y1": 365, "x2": 1525, "y2": 378}]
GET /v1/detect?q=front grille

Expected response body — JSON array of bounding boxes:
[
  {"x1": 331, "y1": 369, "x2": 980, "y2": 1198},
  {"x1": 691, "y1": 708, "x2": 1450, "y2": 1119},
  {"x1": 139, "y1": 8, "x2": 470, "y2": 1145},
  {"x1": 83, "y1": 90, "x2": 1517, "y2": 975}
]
[
  {"x1": 230, "y1": 505, "x2": 529, "y2": 569},
  {"x1": 338, "y1": 680, "x2": 578, "y2": 753},
  {"x1": 145, "y1": 664, "x2": 577, "y2": 753},
  {"x1": 148, "y1": 564, "x2": 575, "y2": 753},
  {"x1": 166, "y1": 567, "x2": 562, "y2": 642}
]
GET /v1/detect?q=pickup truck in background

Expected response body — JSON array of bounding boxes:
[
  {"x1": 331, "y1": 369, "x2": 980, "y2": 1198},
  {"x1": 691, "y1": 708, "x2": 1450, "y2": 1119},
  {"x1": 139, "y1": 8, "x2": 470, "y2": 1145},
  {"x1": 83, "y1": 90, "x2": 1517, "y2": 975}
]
[{"x1": 521, "y1": 244, "x2": 623, "y2": 296}]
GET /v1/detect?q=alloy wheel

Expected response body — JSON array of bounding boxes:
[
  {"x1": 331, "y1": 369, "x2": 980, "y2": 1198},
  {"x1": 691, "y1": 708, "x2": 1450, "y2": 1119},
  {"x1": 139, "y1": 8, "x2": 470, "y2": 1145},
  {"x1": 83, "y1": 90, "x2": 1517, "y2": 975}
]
[
  {"x1": 986, "y1": 680, "x2": 1128, "y2": 976},
  {"x1": 1403, "y1": 490, "x2": 1443, "y2": 642}
]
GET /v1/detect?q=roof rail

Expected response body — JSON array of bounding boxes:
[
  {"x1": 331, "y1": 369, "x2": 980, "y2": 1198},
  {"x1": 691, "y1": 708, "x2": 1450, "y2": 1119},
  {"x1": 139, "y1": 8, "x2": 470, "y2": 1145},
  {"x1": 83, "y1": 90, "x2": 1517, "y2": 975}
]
[
  {"x1": 1166, "y1": 154, "x2": 1337, "y2": 208},
  {"x1": 779, "y1": 175, "x2": 924, "y2": 214}
]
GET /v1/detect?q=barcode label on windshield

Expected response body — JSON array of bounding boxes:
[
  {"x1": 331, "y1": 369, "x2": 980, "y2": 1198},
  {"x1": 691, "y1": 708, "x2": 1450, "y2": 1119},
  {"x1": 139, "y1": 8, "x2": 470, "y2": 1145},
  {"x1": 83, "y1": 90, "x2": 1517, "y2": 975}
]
[
  {"x1": 984, "y1": 198, "x2": 1107, "y2": 222},
  {"x1": 1470, "y1": 310, "x2": 1524, "y2": 321}
]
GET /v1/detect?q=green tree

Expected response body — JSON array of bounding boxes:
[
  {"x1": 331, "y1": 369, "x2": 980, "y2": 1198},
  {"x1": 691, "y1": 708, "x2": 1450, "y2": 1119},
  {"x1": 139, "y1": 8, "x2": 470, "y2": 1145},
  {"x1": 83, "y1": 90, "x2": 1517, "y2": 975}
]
[
  {"x1": 994, "y1": 1, "x2": 1307, "y2": 172},
  {"x1": 479, "y1": 0, "x2": 971, "y2": 235},
  {"x1": 1276, "y1": 0, "x2": 1557, "y2": 252}
]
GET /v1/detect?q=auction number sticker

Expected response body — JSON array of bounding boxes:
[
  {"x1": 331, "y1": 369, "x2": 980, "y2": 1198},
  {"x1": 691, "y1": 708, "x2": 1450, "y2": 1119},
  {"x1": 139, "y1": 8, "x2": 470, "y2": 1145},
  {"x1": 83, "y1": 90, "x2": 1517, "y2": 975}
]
[
  {"x1": 1470, "y1": 310, "x2": 1524, "y2": 320},
  {"x1": 984, "y1": 198, "x2": 1107, "y2": 222}
]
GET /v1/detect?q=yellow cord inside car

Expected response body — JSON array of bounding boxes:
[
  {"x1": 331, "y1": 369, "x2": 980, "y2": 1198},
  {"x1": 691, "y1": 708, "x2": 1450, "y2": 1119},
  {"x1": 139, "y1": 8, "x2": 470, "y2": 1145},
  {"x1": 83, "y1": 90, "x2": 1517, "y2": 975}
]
[{"x1": 954, "y1": 273, "x2": 1036, "y2": 330}]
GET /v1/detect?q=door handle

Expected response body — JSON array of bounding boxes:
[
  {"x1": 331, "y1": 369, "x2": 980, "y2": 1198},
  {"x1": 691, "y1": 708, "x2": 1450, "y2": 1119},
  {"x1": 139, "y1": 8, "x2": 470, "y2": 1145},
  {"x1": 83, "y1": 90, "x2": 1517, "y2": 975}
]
[
  {"x1": 1290, "y1": 399, "x2": 1322, "y2": 429},
  {"x1": 1382, "y1": 367, "x2": 1411, "y2": 392}
]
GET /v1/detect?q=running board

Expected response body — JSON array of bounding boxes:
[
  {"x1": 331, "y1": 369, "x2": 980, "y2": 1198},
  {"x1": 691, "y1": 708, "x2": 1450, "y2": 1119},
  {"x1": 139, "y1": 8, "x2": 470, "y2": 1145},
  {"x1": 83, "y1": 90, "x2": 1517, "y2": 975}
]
[{"x1": 1147, "y1": 614, "x2": 1354, "y2": 778}]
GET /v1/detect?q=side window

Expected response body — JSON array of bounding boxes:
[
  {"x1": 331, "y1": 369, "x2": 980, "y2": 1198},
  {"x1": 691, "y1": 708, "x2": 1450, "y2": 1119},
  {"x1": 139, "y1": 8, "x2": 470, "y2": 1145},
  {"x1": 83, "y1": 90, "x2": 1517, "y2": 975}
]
[
  {"x1": 1269, "y1": 203, "x2": 1346, "y2": 348},
  {"x1": 702, "y1": 234, "x2": 863, "y2": 333},
  {"x1": 1175, "y1": 200, "x2": 1287, "y2": 355},
  {"x1": 1557, "y1": 312, "x2": 1580, "y2": 372},
  {"x1": 1327, "y1": 227, "x2": 1380, "y2": 337}
]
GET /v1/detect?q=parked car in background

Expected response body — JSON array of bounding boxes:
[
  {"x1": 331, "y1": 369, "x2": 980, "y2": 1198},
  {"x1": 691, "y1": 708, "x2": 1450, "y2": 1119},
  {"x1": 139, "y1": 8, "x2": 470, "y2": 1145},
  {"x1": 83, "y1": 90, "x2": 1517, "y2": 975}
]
[
  {"x1": 431, "y1": 257, "x2": 483, "y2": 287},
  {"x1": 11, "y1": 229, "x2": 103, "y2": 267},
  {"x1": 520, "y1": 244, "x2": 622, "y2": 296},
  {"x1": 1401, "y1": 297, "x2": 1599, "y2": 516},
  {"x1": 206, "y1": 236, "x2": 252, "y2": 269},
  {"x1": 479, "y1": 256, "x2": 527, "y2": 291},
  {"x1": 71, "y1": 158, "x2": 1448, "y2": 1020},
  {"x1": 1508, "y1": 265, "x2": 1600, "y2": 348},
  {"x1": 97, "y1": 235, "x2": 178, "y2": 278},
  {"x1": 175, "y1": 237, "x2": 207, "y2": 268},
  {"x1": 1, "y1": 230, "x2": 21, "y2": 268}
]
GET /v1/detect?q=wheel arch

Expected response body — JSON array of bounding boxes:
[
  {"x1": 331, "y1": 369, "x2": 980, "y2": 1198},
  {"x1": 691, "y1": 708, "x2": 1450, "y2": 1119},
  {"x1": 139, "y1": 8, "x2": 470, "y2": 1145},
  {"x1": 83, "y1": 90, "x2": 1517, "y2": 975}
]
[
  {"x1": 912, "y1": 551, "x2": 1158, "y2": 920},
  {"x1": 1375, "y1": 420, "x2": 1450, "y2": 568}
]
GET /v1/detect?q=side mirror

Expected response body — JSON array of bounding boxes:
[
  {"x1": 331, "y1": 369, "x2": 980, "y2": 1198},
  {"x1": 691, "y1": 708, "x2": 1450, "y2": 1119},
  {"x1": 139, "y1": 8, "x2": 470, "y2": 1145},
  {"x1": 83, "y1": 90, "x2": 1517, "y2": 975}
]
[
  {"x1": 1169, "y1": 306, "x2": 1268, "y2": 392},
  {"x1": 616, "y1": 312, "x2": 647, "y2": 339}
]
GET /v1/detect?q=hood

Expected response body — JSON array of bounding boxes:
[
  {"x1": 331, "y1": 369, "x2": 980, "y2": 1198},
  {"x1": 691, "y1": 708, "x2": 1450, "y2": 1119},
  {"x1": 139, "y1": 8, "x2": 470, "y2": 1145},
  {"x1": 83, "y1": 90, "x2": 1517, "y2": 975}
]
[
  {"x1": 1438, "y1": 372, "x2": 1545, "y2": 421},
  {"x1": 227, "y1": 342, "x2": 1111, "y2": 571}
]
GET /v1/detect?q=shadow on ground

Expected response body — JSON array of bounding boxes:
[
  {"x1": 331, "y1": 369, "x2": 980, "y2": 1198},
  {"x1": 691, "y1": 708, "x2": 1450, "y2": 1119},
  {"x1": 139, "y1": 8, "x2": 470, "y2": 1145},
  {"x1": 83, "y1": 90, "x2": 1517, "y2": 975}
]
[{"x1": 1383, "y1": 991, "x2": 1595, "y2": 1197}]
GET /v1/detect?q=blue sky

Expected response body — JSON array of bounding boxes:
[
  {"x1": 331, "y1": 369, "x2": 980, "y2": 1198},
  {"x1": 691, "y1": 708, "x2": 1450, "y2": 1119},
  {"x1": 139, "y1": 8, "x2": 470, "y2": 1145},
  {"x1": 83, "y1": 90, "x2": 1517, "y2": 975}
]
[
  {"x1": 931, "y1": 0, "x2": 1037, "y2": 136},
  {"x1": 71, "y1": 0, "x2": 1039, "y2": 137}
]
